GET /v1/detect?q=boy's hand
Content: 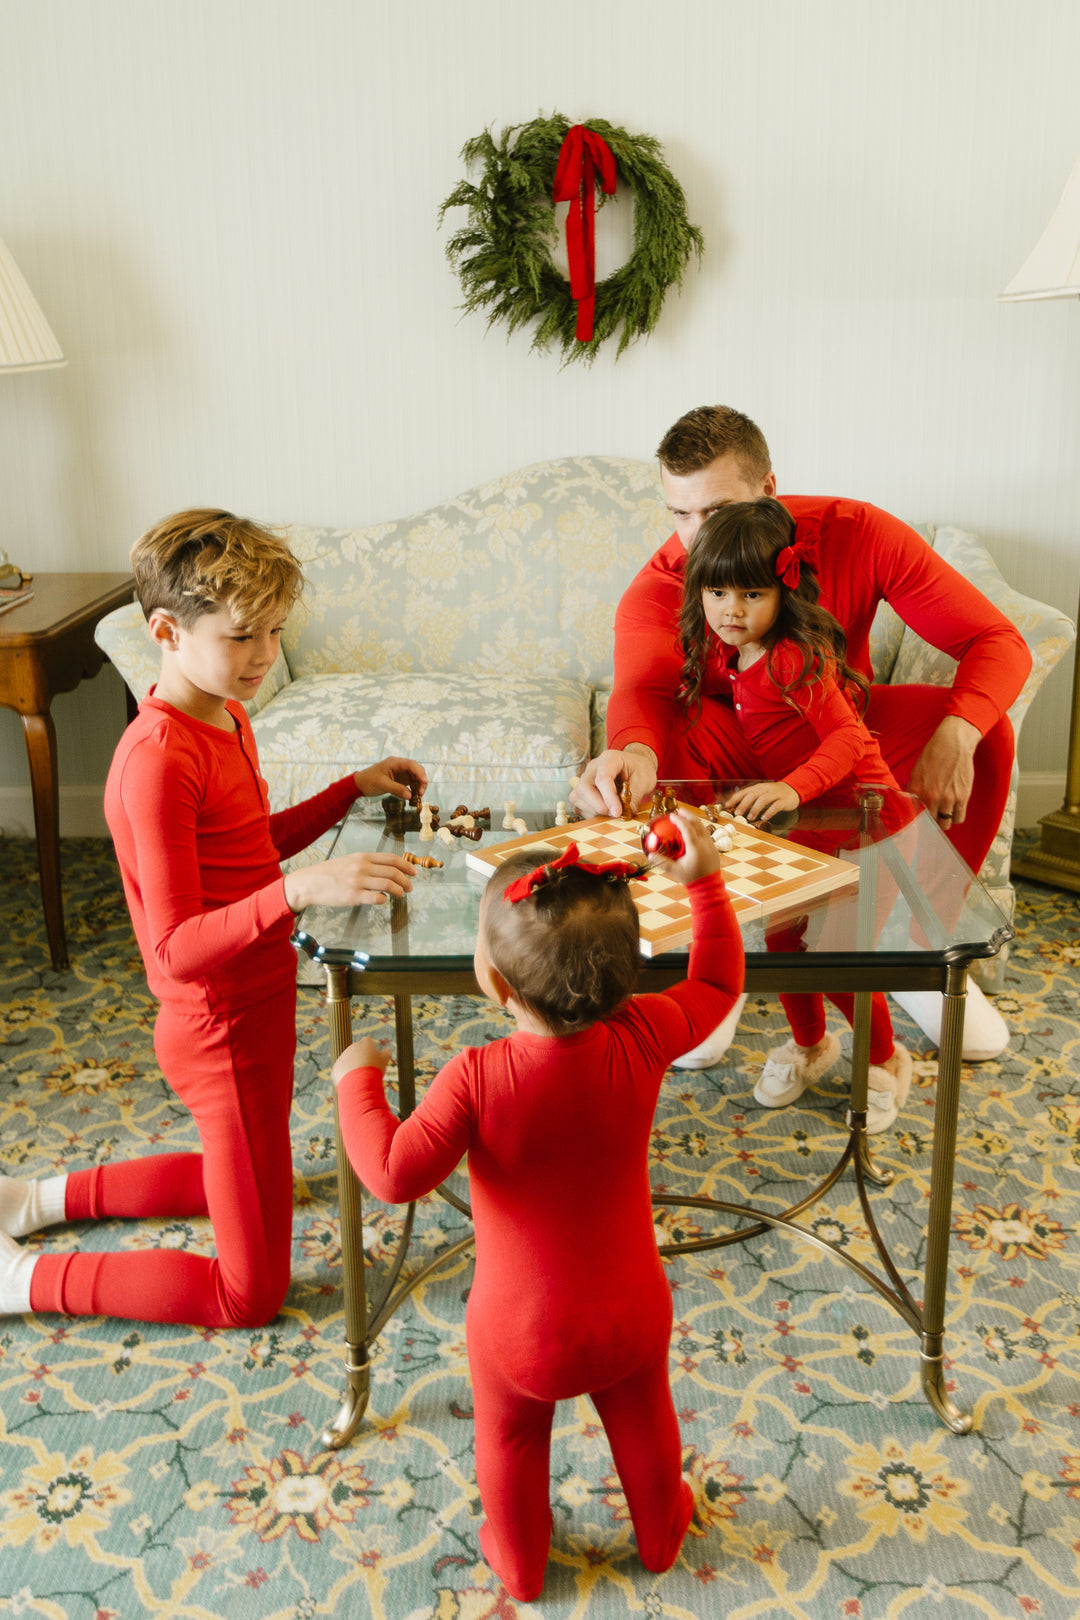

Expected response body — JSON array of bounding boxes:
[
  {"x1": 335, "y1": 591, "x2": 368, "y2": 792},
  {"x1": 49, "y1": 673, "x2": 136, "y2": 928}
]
[
  {"x1": 354, "y1": 757, "x2": 428, "y2": 801},
  {"x1": 724, "y1": 780, "x2": 800, "y2": 822},
  {"x1": 285, "y1": 851, "x2": 414, "y2": 913},
  {"x1": 331, "y1": 1038, "x2": 391, "y2": 1086},
  {"x1": 647, "y1": 809, "x2": 724, "y2": 886}
]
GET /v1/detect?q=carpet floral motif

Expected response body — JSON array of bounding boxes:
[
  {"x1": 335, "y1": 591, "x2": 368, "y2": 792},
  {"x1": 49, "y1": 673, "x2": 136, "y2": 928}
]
[{"x1": 1, "y1": 834, "x2": 1079, "y2": 1618}]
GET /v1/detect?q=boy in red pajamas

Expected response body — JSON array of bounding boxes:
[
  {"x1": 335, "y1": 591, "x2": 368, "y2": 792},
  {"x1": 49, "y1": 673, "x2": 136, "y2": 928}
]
[
  {"x1": 0, "y1": 508, "x2": 425, "y2": 1325},
  {"x1": 331, "y1": 812, "x2": 744, "y2": 1602},
  {"x1": 572, "y1": 405, "x2": 1032, "y2": 1065}
]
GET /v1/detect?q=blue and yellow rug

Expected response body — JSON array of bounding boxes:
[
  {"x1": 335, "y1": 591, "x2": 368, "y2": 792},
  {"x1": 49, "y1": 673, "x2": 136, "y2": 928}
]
[{"x1": 1, "y1": 835, "x2": 1078, "y2": 1619}]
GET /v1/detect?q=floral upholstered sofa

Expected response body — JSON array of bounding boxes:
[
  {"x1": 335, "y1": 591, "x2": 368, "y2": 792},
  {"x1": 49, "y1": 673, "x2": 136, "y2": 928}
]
[{"x1": 95, "y1": 456, "x2": 1075, "y2": 984}]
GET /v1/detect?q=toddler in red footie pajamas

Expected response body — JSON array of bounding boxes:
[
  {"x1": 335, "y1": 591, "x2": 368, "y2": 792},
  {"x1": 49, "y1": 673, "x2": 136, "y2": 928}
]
[
  {"x1": 332, "y1": 810, "x2": 744, "y2": 1602},
  {"x1": 0, "y1": 508, "x2": 424, "y2": 1327}
]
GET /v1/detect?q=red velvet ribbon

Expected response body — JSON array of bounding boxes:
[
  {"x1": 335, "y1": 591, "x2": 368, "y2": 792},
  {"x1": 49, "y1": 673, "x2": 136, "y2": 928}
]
[
  {"x1": 552, "y1": 124, "x2": 617, "y2": 343},
  {"x1": 775, "y1": 532, "x2": 818, "y2": 589},
  {"x1": 503, "y1": 841, "x2": 645, "y2": 904}
]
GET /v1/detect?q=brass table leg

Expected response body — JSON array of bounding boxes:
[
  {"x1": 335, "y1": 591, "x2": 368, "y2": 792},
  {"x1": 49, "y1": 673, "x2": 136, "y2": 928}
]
[
  {"x1": 919, "y1": 961, "x2": 973, "y2": 1433},
  {"x1": 322, "y1": 965, "x2": 370, "y2": 1449}
]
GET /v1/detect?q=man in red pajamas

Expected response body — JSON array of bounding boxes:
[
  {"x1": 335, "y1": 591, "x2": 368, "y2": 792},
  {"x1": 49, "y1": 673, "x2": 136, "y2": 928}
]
[
  {"x1": 571, "y1": 405, "x2": 1033, "y2": 1063},
  {"x1": 0, "y1": 508, "x2": 424, "y2": 1324}
]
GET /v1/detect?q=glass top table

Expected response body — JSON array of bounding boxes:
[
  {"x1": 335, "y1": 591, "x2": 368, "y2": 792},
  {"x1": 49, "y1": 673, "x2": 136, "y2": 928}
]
[{"x1": 293, "y1": 779, "x2": 1013, "y2": 1450}]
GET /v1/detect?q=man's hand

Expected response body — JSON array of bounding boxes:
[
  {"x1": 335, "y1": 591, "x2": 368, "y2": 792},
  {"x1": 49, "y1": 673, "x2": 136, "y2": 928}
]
[
  {"x1": 284, "y1": 850, "x2": 415, "y2": 913},
  {"x1": 724, "y1": 780, "x2": 801, "y2": 822},
  {"x1": 906, "y1": 715, "x2": 981, "y2": 827},
  {"x1": 354, "y1": 756, "x2": 428, "y2": 801},
  {"x1": 331, "y1": 1038, "x2": 391, "y2": 1087},
  {"x1": 570, "y1": 746, "x2": 658, "y2": 817}
]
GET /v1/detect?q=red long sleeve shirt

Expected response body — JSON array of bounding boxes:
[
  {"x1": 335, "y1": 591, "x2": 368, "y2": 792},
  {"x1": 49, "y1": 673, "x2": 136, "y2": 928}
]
[
  {"x1": 608, "y1": 497, "x2": 1032, "y2": 768},
  {"x1": 714, "y1": 639, "x2": 896, "y2": 802},
  {"x1": 105, "y1": 695, "x2": 358, "y2": 1012}
]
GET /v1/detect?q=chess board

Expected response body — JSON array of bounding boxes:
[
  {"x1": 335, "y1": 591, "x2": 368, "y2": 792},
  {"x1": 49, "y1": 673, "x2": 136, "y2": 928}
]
[{"x1": 465, "y1": 806, "x2": 859, "y2": 958}]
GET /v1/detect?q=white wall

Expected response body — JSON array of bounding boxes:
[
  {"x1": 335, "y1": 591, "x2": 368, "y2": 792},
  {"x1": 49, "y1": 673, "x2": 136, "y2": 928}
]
[{"x1": 2, "y1": 0, "x2": 1078, "y2": 833}]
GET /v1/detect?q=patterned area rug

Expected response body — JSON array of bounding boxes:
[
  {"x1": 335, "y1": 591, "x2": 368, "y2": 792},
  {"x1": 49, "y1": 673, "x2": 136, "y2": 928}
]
[{"x1": 1, "y1": 834, "x2": 1078, "y2": 1620}]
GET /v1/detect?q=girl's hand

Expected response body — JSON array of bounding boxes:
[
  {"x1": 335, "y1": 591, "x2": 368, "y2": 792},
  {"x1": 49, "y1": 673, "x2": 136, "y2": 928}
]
[
  {"x1": 331, "y1": 1038, "x2": 391, "y2": 1086},
  {"x1": 354, "y1": 757, "x2": 428, "y2": 801},
  {"x1": 725, "y1": 780, "x2": 801, "y2": 822},
  {"x1": 285, "y1": 851, "x2": 414, "y2": 913},
  {"x1": 648, "y1": 809, "x2": 724, "y2": 886}
]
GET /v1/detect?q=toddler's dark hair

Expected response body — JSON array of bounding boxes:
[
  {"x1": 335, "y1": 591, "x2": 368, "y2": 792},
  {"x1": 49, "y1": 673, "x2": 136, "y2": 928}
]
[
  {"x1": 482, "y1": 850, "x2": 641, "y2": 1036},
  {"x1": 678, "y1": 498, "x2": 869, "y2": 718}
]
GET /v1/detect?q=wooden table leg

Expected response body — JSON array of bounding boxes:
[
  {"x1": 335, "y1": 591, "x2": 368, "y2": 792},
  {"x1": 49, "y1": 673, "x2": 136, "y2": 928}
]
[{"x1": 21, "y1": 710, "x2": 67, "y2": 972}]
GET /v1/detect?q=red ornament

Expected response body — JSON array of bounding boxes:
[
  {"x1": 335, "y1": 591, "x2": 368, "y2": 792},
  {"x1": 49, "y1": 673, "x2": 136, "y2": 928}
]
[{"x1": 641, "y1": 815, "x2": 684, "y2": 860}]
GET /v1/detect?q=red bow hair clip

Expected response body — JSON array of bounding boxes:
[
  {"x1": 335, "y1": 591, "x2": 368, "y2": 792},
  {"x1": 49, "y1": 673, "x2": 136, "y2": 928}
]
[
  {"x1": 774, "y1": 532, "x2": 818, "y2": 589},
  {"x1": 502, "y1": 842, "x2": 646, "y2": 904}
]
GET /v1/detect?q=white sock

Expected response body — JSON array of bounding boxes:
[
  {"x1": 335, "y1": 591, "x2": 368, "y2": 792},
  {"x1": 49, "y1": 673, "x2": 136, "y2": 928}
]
[
  {"x1": 0, "y1": 1231, "x2": 38, "y2": 1314},
  {"x1": 0, "y1": 1174, "x2": 68, "y2": 1238}
]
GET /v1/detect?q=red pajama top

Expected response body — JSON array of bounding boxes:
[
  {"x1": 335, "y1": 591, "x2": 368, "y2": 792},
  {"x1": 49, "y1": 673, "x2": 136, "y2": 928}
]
[
  {"x1": 336, "y1": 872, "x2": 742, "y2": 1388},
  {"x1": 607, "y1": 497, "x2": 1032, "y2": 768},
  {"x1": 105, "y1": 695, "x2": 359, "y2": 1012},
  {"x1": 715, "y1": 639, "x2": 896, "y2": 802}
]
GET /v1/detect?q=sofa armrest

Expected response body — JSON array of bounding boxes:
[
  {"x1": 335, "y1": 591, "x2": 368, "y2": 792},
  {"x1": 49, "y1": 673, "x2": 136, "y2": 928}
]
[
  {"x1": 888, "y1": 525, "x2": 1076, "y2": 730},
  {"x1": 94, "y1": 603, "x2": 160, "y2": 703}
]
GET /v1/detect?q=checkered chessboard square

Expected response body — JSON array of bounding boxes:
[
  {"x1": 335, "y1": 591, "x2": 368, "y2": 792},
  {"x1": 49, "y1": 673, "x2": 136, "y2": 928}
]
[{"x1": 466, "y1": 804, "x2": 859, "y2": 958}]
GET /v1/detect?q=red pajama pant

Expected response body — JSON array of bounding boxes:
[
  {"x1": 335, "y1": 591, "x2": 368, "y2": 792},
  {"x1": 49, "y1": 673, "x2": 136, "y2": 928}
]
[
  {"x1": 30, "y1": 991, "x2": 296, "y2": 1327},
  {"x1": 469, "y1": 1297, "x2": 694, "y2": 1601}
]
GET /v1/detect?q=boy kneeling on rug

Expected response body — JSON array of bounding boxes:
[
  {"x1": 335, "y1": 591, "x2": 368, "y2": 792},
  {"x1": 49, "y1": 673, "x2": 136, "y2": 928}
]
[
  {"x1": 332, "y1": 810, "x2": 744, "y2": 1601},
  {"x1": 1, "y1": 508, "x2": 424, "y2": 1327}
]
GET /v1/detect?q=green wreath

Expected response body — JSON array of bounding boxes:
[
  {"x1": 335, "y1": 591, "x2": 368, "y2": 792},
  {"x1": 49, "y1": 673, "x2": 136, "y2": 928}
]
[{"x1": 439, "y1": 113, "x2": 704, "y2": 365}]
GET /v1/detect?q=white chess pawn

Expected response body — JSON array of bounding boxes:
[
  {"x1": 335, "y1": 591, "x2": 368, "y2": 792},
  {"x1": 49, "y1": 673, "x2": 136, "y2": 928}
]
[
  {"x1": 554, "y1": 801, "x2": 569, "y2": 826},
  {"x1": 513, "y1": 818, "x2": 527, "y2": 835},
  {"x1": 419, "y1": 804, "x2": 434, "y2": 841},
  {"x1": 713, "y1": 830, "x2": 733, "y2": 853},
  {"x1": 436, "y1": 825, "x2": 453, "y2": 847},
  {"x1": 503, "y1": 800, "x2": 516, "y2": 830}
]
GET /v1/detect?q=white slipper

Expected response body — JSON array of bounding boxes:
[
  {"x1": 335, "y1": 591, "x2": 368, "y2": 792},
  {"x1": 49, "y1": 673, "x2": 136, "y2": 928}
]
[
  {"x1": 848, "y1": 1081, "x2": 900, "y2": 1135},
  {"x1": 891, "y1": 983, "x2": 1008, "y2": 1061},
  {"x1": 879, "y1": 1040, "x2": 913, "y2": 1108},
  {"x1": 672, "y1": 994, "x2": 748, "y2": 1069},
  {"x1": 753, "y1": 1030, "x2": 842, "y2": 1108}
]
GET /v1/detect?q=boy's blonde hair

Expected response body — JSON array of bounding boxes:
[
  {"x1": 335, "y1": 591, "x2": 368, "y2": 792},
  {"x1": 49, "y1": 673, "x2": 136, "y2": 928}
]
[{"x1": 131, "y1": 508, "x2": 304, "y2": 628}]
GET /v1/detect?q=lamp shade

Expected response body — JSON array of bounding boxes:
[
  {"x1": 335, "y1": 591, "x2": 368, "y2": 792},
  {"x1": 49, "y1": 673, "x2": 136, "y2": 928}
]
[
  {"x1": 0, "y1": 237, "x2": 66, "y2": 371},
  {"x1": 1000, "y1": 155, "x2": 1080, "y2": 302}
]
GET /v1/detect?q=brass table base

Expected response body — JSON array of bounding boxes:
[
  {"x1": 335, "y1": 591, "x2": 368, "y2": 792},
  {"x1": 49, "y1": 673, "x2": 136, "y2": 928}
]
[{"x1": 319, "y1": 964, "x2": 977, "y2": 1448}]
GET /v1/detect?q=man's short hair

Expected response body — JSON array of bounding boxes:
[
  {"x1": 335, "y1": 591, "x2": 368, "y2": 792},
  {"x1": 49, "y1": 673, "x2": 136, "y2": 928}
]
[
  {"x1": 656, "y1": 405, "x2": 772, "y2": 484},
  {"x1": 131, "y1": 509, "x2": 304, "y2": 628}
]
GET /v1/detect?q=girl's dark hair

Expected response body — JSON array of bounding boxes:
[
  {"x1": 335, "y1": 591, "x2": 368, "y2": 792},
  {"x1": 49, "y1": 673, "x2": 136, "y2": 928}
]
[
  {"x1": 482, "y1": 850, "x2": 641, "y2": 1036},
  {"x1": 678, "y1": 498, "x2": 869, "y2": 719}
]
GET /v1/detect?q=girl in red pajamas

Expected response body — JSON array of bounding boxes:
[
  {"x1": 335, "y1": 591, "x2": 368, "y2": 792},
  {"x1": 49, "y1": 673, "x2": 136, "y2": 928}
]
[
  {"x1": 678, "y1": 498, "x2": 912, "y2": 1132},
  {"x1": 331, "y1": 812, "x2": 744, "y2": 1602},
  {"x1": 0, "y1": 508, "x2": 425, "y2": 1325}
]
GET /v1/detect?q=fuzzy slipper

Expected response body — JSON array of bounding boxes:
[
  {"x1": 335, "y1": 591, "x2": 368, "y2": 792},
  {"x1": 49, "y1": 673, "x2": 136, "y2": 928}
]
[
  {"x1": 754, "y1": 1030, "x2": 842, "y2": 1109},
  {"x1": 879, "y1": 1040, "x2": 913, "y2": 1108}
]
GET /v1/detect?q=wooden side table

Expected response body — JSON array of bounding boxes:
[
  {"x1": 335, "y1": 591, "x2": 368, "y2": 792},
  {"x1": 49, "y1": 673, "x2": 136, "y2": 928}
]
[{"x1": 0, "y1": 572, "x2": 137, "y2": 970}]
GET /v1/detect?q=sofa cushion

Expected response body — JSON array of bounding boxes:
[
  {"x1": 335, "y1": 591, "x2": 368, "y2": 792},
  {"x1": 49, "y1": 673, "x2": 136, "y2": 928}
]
[{"x1": 251, "y1": 670, "x2": 591, "y2": 809}]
